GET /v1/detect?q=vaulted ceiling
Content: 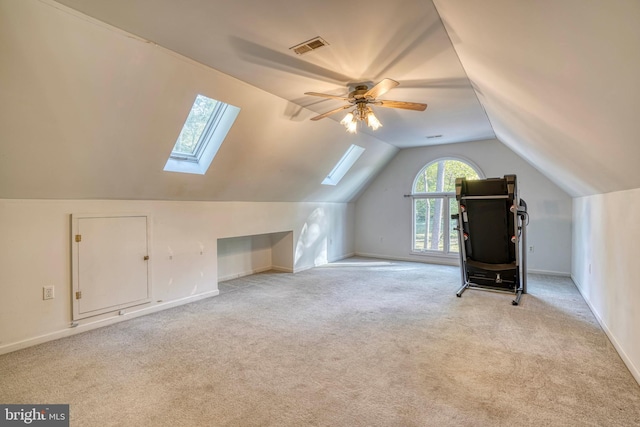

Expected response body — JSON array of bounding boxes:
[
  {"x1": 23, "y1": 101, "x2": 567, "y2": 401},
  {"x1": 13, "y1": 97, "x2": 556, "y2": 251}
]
[
  {"x1": 51, "y1": 0, "x2": 496, "y2": 148},
  {"x1": 433, "y1": 0, "x2": 640, "y2": 197},
  {"x1": 1, "y1": 0, "x2": 639, "y2": 201}
]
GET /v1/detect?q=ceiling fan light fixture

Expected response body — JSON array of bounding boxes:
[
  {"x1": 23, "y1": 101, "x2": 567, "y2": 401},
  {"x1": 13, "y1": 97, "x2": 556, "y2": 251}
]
[
  {"x1": 346, "y1": 116, "x2": 358, "y2": 134},
  {"x1": 366, "y1": 110, "x2": 382, "y2": 131},
  {"x1": 340, "y1": 111, "x2": 358, "y2": 133},
  {"x1": 340, "y1": 112, "x2": 354, "y2": 126},
  {"x1": 341, "y1": 106, "x2": 382, "y2": 133}
]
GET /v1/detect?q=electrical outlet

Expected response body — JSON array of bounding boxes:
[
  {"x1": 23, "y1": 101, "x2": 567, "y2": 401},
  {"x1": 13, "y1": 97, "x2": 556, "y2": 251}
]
[
  {"x1": 529, "y1": 245, "x2": 535, "y2": 253},
  {"x1": 43, "y1": 286, "x2": 54, "y2": 300}
]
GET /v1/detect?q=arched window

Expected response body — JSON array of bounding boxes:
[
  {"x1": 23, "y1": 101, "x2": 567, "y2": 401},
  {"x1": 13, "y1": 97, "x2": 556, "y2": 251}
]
[{"x1": 412, "y1": 158, "x2": 483, "y2": 255}]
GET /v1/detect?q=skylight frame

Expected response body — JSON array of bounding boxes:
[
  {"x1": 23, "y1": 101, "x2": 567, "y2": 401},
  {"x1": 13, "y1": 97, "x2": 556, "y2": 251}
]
[
  {"x1": 164, "y1": 94, "x2": 240, "y2": 175},
  {"x1": 322, "y1": 144, "x2": 365, "y2": 186},
  {"x1": 170, "y1": 99, "x2": 226, "y2": 162}
]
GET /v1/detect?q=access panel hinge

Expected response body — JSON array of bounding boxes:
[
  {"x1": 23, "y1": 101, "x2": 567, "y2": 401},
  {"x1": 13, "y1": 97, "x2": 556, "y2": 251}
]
[
  {"x1": 75, "y1": 291, "x2": 82, "y2": 299},
  {"x1": 75, "y1": 234, "x2": 82, "y2": 243}
]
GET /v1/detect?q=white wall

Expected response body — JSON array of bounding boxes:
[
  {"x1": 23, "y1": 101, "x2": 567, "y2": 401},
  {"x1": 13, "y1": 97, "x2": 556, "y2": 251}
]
[
  {"x1": 355, "y1": 139, "x2": 572, "y2": 274},
  {"x1": 0, "y1": 199, "x2": 354, "y2": 354},
  {"x1": 573, "y1": 191, "x2": 640, "y2": 384}
]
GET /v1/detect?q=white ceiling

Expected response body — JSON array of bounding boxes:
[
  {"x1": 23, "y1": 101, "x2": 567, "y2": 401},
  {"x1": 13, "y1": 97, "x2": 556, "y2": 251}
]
[
  {"x1": 2, "y1": 0, "x2": 639, "y2": 201},
  {"x1": 52, "y1": 0, "x2": 496, "y2": 148}
]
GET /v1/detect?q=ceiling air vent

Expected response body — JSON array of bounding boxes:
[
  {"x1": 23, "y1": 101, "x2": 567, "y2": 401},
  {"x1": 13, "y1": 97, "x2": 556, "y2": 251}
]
[{"x1": 290, "y1": 37, "x2": 329, "y2": 55}]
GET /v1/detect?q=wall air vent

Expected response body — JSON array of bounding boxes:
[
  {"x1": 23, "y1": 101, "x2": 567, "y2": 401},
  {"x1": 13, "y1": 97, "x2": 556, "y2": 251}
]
[{"x1": 290, "y1": 37, "x2": 329, "y2": 55}]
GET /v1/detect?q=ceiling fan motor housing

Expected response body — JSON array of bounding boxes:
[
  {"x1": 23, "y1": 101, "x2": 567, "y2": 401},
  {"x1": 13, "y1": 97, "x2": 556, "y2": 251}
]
[
  {"x1": 306, "y1": 78, "x2": 426, "y2": 122},
  {"x1": 350, "y1": 85, "x2": 370, "y2": 100}
]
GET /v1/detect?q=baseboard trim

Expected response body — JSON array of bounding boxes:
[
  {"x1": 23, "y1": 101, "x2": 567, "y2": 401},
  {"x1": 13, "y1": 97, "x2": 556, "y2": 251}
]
[
  {"x1": 0, "y1": 289, "x2": 219, "y2": 356},
  {"x1": 355, "y1": 253, "x2": 570, "y2": 277},
  {"x1": 571, "y1": 274, "x2": 640, "y2": 386},
  {"x1": 528, "y1": 269, "x2": 571, "y2": 277},
  {"x1": 330, "y1": 252, "x2": 355, "y2": 263},
  {"x1": 293, "y1": 252, "x2": 356, "y2": 273},
  {"x1": 354, "y1": 252, "x2": 459, "y2": 267},
  {"x1": 218, "y1": 266, "x2": 274, "y2": 282}
]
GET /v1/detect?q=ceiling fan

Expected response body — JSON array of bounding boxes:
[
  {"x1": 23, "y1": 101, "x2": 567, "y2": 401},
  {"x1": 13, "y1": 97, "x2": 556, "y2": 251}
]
[{"x1": 305, "y1": 78, "x2": 427, "y2": 133}]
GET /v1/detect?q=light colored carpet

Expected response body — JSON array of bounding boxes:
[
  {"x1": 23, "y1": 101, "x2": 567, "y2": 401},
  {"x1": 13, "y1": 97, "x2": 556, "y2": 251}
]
[{"x1": 1, "y1": 258, "x2": 640, "y2": 426}]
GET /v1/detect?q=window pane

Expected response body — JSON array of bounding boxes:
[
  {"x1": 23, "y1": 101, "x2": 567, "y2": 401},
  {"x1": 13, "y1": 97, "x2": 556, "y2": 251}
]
[
  {"x1": 414, "y1": 198, "x2": 445, "y2": 252},
  {"x1": 415, "y1": 172, "x2": 427, "y2": 193},
  {"x1": 425, "y1": 161, "x2": 444, "y2": 192},
  {"x1": 427, "y1": 198, "x2": 445, "y2": 251},
  {"x1": 442, "y1": 160, "x2": 479, "y2": 192},
  {"x1": 413, "y1": 199, "x2": 427, "y2": 250},
  {"x1": 414, "y1": 159, "x2": 480, "y2": 193},
  {"x1": 173, "y1": 95, "x2": 218, "y2": 155}
]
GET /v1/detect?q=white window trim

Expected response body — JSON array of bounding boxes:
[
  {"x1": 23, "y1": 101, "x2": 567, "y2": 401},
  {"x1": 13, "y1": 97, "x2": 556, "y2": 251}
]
[
  {"x1": 322, "y1": 144, "x2": 365, "y2": 186},
  {"x1": 170, "y1": 101, "x2": 226, "y2": 162},
  {"x1": 164, "y1": 96, "x2": 241, "y2": 175}
]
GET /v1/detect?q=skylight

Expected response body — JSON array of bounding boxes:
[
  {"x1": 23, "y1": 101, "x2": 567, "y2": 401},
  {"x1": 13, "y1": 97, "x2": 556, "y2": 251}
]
[
  {"x1": 322, "y1": 144, "x2": 365, "y2": 186},
  {"x1": 164, "y1": 94, "x2": 240, "y2": 175}
]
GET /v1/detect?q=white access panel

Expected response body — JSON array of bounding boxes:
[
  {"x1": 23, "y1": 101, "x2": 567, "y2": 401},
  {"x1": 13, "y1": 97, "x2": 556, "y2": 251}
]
[{"x1": 71, "y1": 214, "x2": 151, "y2": 320}]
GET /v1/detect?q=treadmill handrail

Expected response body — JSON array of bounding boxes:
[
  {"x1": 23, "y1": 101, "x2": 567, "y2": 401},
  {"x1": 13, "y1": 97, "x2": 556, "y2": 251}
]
[{"x1": 459, "y1": 195, "x2": 510, "y2": 200}]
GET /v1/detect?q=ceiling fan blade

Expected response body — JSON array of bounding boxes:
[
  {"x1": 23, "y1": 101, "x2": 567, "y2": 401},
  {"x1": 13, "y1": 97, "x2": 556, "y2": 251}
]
[
  {"x1": 364, "y1": 78, "x2": 399, "y2": 99},
  {"x1": 375, "y1": 100, "x2": 428, "y2": 111},
  {"x1": 304, "y1": 92, "x2": 351, "y2": 101},
  {"x1": 310, "y1": 104, "x2": 352, "y2": 121}
]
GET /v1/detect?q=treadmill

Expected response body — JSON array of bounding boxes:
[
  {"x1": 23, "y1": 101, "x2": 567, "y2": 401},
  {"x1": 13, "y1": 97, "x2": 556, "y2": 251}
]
[{"x1": 453, "y1": 175, "x2": 528, "y2": 305}]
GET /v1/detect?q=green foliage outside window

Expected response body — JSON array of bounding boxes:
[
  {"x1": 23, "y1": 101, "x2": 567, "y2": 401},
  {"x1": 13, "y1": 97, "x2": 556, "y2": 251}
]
[
  {"x1": 413, "y1": 159, "x2": 480, "y2": 253},
  {"x1": 173, "y1": 95, "x2": 218, "y2": 155},
  {"x1": 414, "y1": 160, "x2": 479, "y2": 193}
]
